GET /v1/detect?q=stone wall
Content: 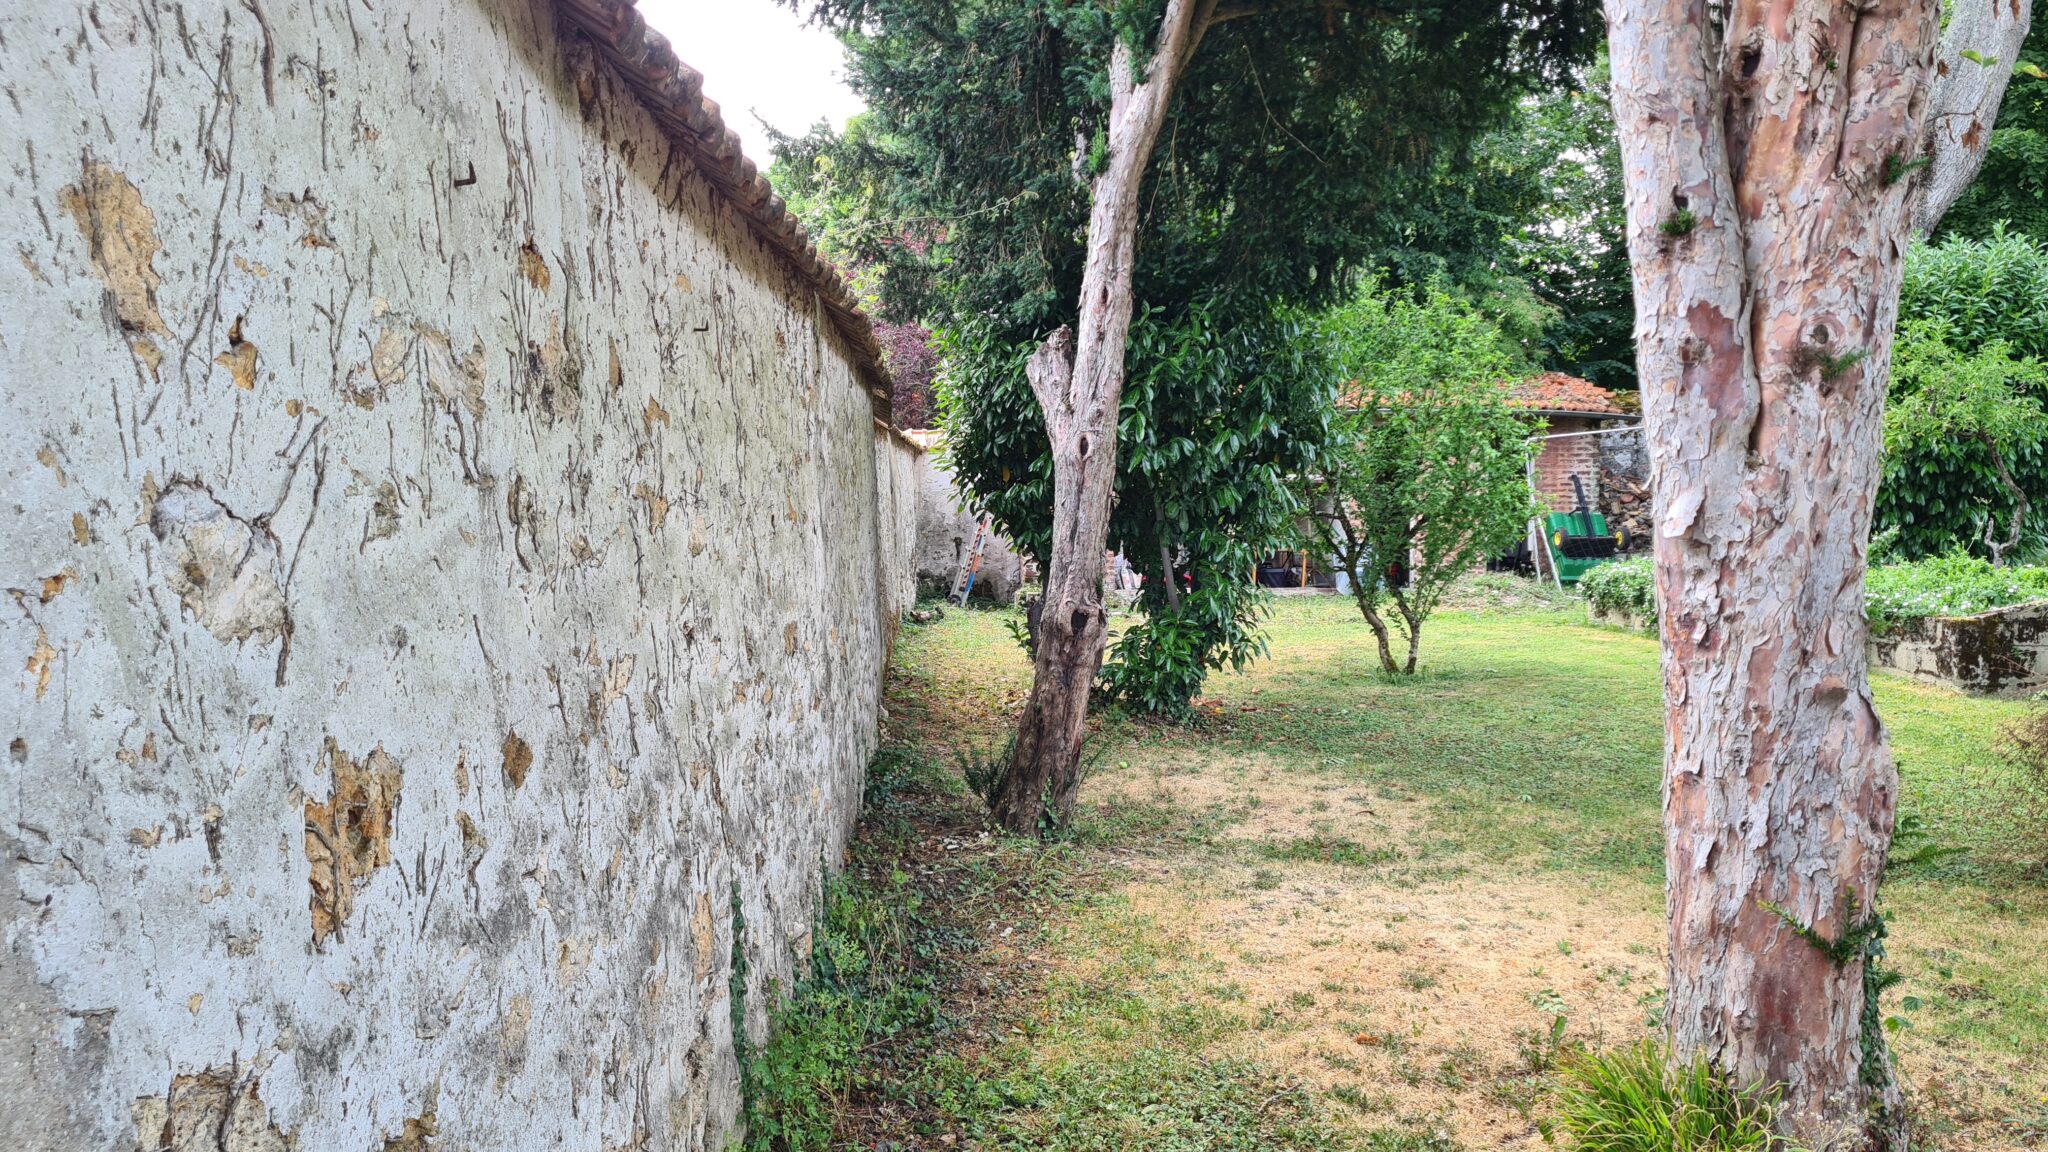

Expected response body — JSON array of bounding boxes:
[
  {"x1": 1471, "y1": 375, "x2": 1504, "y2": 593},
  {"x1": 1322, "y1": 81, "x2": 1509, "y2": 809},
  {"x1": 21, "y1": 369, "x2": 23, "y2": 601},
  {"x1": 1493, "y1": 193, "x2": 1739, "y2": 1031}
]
[
  {"x1": 1869, "y1": 603, "x2": 2048, "y2": 694},
  {"x1": 0, "y1": 3, "x2": 913, "y2": 1149},
  {"x1": 909, "y1": 434, "x2": 1026, "y2": 604},
  {"x1": 877, "y1": 425, "x2": 923, "y2": 633}
]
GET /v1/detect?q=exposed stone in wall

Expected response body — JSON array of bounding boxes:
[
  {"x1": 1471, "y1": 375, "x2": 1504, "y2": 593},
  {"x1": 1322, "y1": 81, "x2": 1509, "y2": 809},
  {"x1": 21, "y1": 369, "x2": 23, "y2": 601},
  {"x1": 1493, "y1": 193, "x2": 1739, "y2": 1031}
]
[
  {"x1": 130, "y1": 1067, "x2": 295, "y2": 1152},
  {"x1": 1870, "y1": 603, "x2": 2048, "y2": 693},
  {"x1": 0, "y1": 2, "x2": 919, "y2": 1148},
  {"x1": 304, "y1": 741, "x2": 404, "y2": 947}
]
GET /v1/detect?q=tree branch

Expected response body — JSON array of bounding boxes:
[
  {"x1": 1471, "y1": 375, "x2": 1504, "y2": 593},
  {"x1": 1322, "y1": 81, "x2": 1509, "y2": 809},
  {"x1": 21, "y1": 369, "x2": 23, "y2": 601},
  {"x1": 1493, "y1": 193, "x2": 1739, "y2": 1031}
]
[
  {"x1": 1027, "y1": 326, "x2": 1076, "y2": 443},
  {"x1": 1983, "y1": 436, "x2": 2029, "y2": 566},
  {"x1": 1912, "y1": 0, "x2": 2035, "y2": 235}
]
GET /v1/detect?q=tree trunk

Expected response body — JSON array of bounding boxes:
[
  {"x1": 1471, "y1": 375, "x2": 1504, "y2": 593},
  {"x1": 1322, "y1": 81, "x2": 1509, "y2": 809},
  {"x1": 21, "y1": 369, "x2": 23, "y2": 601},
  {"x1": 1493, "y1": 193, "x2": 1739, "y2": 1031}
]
[
  {"x1": 1359, "y1": 600, "x2": 1398, "y2": 675},
  {"x1": 993, "y1": 1, "x2": 1207, "y2": 836},
  {"x1": 1397, "y1": 601, "x2": 1422, "y2": 675},
  {"x1": 1605, "y1": 0, "x2": 1945, "y2": 1141},
  {"x1": 1982, "y1": 441, "x2": 2028, "y2": 566},
  {"x1": 1912, "y1": 0, "x2": 2035, "y2": 235}
]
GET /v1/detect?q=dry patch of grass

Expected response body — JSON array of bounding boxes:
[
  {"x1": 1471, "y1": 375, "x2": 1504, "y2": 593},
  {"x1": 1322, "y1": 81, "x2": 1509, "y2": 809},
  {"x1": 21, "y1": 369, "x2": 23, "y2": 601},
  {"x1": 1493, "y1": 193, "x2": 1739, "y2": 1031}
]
[
  {"x1": 860, "y1": 597, "x2": 2048, "y2": 1151},
  {"x1": 1083, "y1": 751, "x2": 1664, "y2": 1148},
  {"x1": 1088, "y1": 752, "x2": 1405, "y2": 845}
]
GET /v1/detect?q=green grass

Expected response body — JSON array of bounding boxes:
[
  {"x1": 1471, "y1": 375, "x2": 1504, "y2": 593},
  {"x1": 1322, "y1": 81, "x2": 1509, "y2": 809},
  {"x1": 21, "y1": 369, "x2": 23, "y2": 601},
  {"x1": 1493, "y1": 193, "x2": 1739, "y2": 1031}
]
[
  {"x1": 1551, "y1": 1042, "x2": 1798, "y2": 1151},
  {"x1": 1206, "y1": 599, "x2": 1673, "y2": 875},
  {"x1": 863, "y1": 591, "x2": 2048, "y2": 1143}
]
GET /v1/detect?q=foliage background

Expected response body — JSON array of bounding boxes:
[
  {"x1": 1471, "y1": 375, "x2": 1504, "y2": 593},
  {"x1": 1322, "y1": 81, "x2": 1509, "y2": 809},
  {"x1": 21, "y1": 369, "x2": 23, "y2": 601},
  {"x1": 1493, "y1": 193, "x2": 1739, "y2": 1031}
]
[
  {"x1": 1878, "y1": 230, "x2": 2048, "y2": 558},
  {"x1": 1934, "y1": 23, "x2": 2048, "y2": 245}
]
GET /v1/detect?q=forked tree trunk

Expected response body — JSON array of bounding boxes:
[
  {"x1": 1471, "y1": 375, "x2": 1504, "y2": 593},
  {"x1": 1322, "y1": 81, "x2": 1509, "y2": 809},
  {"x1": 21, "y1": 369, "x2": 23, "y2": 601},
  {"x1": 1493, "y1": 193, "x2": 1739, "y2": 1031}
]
[
  {"x1": 1604, "y1": 0, "x2": 1944, "y2": 1142},
  {"x1": 992, "y1": 1, "x2": 1208, "y2": 835}
]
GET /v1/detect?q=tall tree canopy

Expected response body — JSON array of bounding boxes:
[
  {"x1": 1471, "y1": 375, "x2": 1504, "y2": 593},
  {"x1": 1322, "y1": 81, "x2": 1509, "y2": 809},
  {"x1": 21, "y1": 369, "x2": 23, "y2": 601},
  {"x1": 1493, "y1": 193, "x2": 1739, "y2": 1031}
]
[
  {"x1": 791, "y1": 0, "x2": 1598, "y2": 733},
  {"x1": 1382, "y1": 55, "x2": 1637, "y2": 388},
  {"x1": 797, "y1": 0, "x2": 1596, "y2": 336},
  {"x1": 795, "y1": 0, "x2": 1596, "y2": 832}
]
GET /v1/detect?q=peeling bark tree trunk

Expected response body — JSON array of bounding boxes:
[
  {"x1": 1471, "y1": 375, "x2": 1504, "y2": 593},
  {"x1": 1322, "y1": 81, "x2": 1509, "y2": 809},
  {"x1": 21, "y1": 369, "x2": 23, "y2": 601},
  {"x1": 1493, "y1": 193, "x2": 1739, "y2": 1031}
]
[
  {"x1": 993, "y1": 1, "x2": 1207, "y2": 835},
  {"x1": 1913, "y1": 0, "x2": 2035, "y2": 235},
  {"x1": 1605, "y1": 0, "x2": 1952, "y2": 1141}
]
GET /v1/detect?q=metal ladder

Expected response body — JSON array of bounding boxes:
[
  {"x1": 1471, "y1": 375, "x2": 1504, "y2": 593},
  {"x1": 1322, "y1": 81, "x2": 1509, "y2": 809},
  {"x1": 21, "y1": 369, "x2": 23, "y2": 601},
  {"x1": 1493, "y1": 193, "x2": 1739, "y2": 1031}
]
[{"x1": 949, "y1": 515, "x2": 993, "y2": 606}]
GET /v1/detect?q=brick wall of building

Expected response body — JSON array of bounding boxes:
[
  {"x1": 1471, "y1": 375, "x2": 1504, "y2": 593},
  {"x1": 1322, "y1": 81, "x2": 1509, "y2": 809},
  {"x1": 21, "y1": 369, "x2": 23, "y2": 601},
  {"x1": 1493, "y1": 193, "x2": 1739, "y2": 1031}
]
[{"x1": 1533, "y1": 417, "x2": 1605, "y2": 515}]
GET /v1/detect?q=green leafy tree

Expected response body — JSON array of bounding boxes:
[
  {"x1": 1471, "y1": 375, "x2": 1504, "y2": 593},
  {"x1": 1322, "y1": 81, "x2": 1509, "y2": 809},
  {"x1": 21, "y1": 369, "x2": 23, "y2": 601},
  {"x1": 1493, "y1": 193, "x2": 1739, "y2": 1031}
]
[
  {"x1": 1389, "y1": 55, "x2": 1637, "y2": 388},
  {"x1": 795, "y1": 0, "x2": 1595, "y2": 832},
  {"x1": 1877, "y1": 228, "x2": 2048, "y2": 556},
  {"x1": 1301, "y1": 286, "x2": 1537, "y2": 674},
  {"x1": 1511, "y1": 60, "x2": 1636, "y2": 389},
  {"x1": 766, "y1": 117, "x2": 943, "y2": 426},
  {"x1": 940, "y1": 302, "x2": 1333, "y2": 717},
  {"x1": 1885, "y1": 320, "x2": 2048, "y2": 564}
]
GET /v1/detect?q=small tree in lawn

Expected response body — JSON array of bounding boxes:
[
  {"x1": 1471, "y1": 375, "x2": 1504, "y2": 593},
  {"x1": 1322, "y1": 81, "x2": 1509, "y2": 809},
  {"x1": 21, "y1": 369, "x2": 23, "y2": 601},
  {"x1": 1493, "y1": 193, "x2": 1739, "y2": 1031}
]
[
  {"x1": 1885, "y1": 321, "x2": 2048, "y2": 565},
  {"x1": 1305, "y1": 287, "x2": 1537, "y2": 674}
]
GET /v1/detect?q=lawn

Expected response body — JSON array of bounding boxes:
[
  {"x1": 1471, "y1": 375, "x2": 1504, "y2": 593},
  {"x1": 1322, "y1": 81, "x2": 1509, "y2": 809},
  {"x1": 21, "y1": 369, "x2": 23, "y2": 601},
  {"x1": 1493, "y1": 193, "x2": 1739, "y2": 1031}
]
[{"x1": 781, "y1": 585, "x2": 2048, "y2": 1151}]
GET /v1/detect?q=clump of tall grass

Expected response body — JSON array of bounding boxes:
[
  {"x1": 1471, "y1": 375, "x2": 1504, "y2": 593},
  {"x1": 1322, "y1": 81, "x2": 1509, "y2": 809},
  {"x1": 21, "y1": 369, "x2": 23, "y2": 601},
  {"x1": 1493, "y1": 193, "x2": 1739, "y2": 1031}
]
[{"x1": 1548, "y1": 1041, "x2": 1803, "y2": 1151}]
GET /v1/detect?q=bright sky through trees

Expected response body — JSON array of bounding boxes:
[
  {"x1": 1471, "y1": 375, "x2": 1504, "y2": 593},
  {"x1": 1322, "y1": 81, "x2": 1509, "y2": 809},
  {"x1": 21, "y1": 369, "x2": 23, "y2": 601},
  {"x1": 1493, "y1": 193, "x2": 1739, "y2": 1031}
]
[{"x1": 637, "y1": 0, "x2": 864, "y2": 164}]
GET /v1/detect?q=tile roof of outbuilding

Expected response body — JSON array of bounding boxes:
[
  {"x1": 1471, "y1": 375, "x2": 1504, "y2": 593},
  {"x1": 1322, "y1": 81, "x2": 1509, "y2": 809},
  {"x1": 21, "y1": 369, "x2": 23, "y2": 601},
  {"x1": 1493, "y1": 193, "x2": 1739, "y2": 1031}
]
[{"x1": 1508, "y1": 372, "x2": 1627, "y2": 416}]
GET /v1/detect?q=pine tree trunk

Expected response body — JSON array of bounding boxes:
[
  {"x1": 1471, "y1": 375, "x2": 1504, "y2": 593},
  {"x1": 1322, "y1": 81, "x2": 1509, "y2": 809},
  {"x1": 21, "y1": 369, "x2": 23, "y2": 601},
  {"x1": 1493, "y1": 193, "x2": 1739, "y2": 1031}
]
[
  {"x1": 1604, "y1": 0, "x2": 1942, "y2": 1142},
  {"x1": 994, "y1": 2, "x2": 1205, "y2": 836}
]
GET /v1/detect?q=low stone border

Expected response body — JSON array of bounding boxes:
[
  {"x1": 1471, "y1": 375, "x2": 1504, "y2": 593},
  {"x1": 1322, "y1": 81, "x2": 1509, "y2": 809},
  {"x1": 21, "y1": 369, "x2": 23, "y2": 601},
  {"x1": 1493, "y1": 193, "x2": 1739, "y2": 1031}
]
[
  {"x1": 1868, "y1": 601, "x2": 2048, "y2": 694},
  {"x1": 1586, "y1": 604, "x2": 1656, "y2": 634}
]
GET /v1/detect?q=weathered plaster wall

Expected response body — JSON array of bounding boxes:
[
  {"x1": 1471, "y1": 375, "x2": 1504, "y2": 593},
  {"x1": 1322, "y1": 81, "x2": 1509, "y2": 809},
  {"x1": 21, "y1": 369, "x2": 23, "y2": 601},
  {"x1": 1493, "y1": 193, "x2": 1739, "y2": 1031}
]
[
  {"x1": 908, "y1": 435, "x2": 1025, "y2": 604},
  {"x1": 0, "y1": 2, "x2": 911, "y2": 1148},
  {"x1": 875, "y1": 427, "x2": 921, "y2": 634}
]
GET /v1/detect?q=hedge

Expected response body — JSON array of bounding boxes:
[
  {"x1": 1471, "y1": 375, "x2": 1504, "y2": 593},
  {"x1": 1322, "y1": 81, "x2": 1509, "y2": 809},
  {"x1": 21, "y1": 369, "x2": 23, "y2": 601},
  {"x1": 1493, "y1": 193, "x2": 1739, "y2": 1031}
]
[{"x1": 1576, "y1": 554, "x2": 2048, "y2": 637}]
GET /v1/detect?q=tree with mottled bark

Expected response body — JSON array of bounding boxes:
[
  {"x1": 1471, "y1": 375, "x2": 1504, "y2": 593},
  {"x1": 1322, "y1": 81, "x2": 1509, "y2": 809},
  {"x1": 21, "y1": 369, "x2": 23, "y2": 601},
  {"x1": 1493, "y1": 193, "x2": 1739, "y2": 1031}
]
[
  {"x1": 1914, "y1": 0, "x2": 2037, "y2": 236},
  {"x1": 1606, "y1": 0, "x2": 2023, "y2": 1141}
]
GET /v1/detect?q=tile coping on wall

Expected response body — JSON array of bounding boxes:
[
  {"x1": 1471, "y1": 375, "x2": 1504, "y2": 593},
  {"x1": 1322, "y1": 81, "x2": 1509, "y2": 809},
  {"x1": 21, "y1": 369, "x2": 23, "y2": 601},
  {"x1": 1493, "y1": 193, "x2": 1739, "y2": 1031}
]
[{"x1": 552, "y1": 0, "x2": 897, "y2": 425}]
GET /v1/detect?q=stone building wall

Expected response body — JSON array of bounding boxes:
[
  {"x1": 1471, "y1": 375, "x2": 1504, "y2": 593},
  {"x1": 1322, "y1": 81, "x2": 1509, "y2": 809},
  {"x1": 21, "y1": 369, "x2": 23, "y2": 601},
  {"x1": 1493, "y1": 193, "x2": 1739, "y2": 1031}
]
[
  {"x1": 877, "y1": 425, "x2": 923, "y2": 633},
  {"x1": 0, "y1": 2, "x2": 914, "y2": 1149},
  {"x1": 908, "y1": 435, "x2": 1026, "y2": 604}
]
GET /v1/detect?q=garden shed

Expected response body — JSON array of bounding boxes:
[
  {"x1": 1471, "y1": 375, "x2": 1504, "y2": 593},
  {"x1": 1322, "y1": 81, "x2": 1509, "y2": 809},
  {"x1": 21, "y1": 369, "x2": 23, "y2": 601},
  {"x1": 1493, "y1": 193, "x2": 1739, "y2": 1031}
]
[{"x1": 1510, "y1": 372, "x2": 1634, "y2": 513}]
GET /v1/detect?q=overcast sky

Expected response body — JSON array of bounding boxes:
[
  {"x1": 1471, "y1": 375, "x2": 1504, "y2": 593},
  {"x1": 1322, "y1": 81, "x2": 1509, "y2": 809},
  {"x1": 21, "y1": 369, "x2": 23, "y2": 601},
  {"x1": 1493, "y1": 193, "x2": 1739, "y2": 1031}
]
[{"x1": 636, "y1": 0, "x2": 866, "y2": 166}]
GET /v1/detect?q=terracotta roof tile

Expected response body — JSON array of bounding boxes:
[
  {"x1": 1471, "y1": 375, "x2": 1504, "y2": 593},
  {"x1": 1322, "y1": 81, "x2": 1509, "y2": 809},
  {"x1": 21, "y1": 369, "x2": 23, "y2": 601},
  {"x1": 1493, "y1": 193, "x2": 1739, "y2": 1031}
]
[
  {"x1": 1508, "y1": 372, "x2": 1625, "y2": 416},
  {"x1": 551, "y1": 0, "x2": 894, "y2": 421}
]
